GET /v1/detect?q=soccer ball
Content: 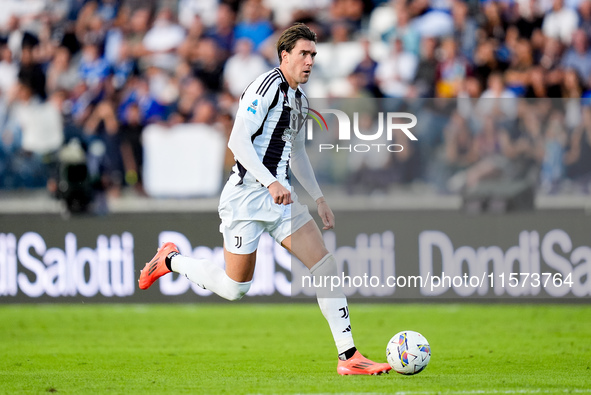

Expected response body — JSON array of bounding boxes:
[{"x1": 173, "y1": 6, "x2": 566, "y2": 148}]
[{"x1": 386, "y1": 330, "x2": 431, "y2": 375}]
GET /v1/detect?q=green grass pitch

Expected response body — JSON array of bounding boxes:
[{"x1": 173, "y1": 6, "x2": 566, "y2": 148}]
[{"x1": 1, "y1": 303, "x2": 590, "y2": 394}]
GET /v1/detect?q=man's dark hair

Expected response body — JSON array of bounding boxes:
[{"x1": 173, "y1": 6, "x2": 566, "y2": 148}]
[{"x1": 276, "y1": 23, "x2": 317, "y2": 64}]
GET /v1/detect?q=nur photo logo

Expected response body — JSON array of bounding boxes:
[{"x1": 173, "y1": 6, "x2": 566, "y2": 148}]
[{"x1": 304, "y1": 108, "x2": 418, "y2": 153}]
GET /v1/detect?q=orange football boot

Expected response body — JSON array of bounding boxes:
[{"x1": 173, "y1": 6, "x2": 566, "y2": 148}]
[
  {"x1": 139, "y1": 242, "x2": 179, "y2": 290},
  {"x1": 337, "y1": 351, "x2": 392, "y2": 375}
]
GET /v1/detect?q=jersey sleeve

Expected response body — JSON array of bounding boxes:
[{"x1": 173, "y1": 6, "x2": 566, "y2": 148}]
[
  {"x1": 227, "y1": 76, "x2": 279, "y2": 187},
  {"x1": 290, "y1": 122, "x2": 323, "y2": 201},
  {"x1": 236, "y1": 80, "x2": 273, "y2": 134}
]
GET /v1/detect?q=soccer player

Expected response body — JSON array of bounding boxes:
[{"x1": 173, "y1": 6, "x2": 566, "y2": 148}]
[{"x1": 139, "y1": 23, "x2": 391, "y2": 376}]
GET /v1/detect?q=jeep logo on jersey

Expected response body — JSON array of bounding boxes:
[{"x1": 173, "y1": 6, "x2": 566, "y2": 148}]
[{"x1": 305, "y1": 110, "x2": 418, "y2": 153}]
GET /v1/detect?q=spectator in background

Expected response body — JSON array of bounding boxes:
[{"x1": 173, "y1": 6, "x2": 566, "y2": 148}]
[
  {"x1": 343, "y1": 71, "x2": 373, "y2": 98},
  {"x1": 537, "y1": 36, "x2": 564, "y2": 96},
  {"x1": 95, "y1": 0, "x2": 119, "y2": 23},
  {"x1": 561, "y1": 29, "x2": 591, "y2": 84},
  {"x1": 13, "y1": 80, "x2": 64, "y2": 155},
  {"x1": 83, "y1": 99, "x2": 122, "y2": 196},
  {"x1": 411, "y1": 4, "x2": 454, "y2": 38},
  {"x1": 177, "y1": 15, "x2": 205, "y2": 64},
  {"x1": 78, "y1": 42, "x2": 110, "y2": 89},
  {"x1": 531, "y1": 27, "x2": 548, "y2": 61},
  {"x1": 46, "y1": 46, "x2": 80, "y2": 95},
  {"x1": 352, "y1": 37, "x2": 381, "y2": 98},
  {"x1": 76, "y1": 3, "x2": 108, "y2": 48},
  {"x1": 33, "y1": 21, "x2": 57, "y2": 66},
  {"x1": 8, "y1": 79, "x2": 64, "y2": 188},
  {"x1": 481, "y1": 1, "x2": 508, "y2": 42},
  {"x1": 49, "y1": 88, "x2": 84, "y2": 144},
  {"x1": 0, "y1": 43, "x2": 18, "y2": 98},
  {"x1": 525, "y1": 66, "x2": 551, "y2": 98},
  {"x1": 562, "y1": 68, "x2": 584, "y2": 98},
  {"x1": 223, "y1": 38, "x2": 268, "y2": 98},
  {"x1": 19, "y1": 35, "x2": 47, "y2": 100},
  {"x1": 216, "y1": 89, "x2": 239, "y2": 116},
  {"x1": 562, "y1": 68, "x2": 584, "y2": 129},
  {"x1": 412, "y1": 36, "x2": 439, "y2": 98},
  {"x1": 42, "y1": 0, "x2": 71, "y2": 25},
  {"x1": 189, "y1": 98, "x2": 218, "y2": 125},
  {"x1": 518, "y1": 29, "x2": 546, "y2": 63},
  {"x1": 191, "y1": 37, "x2": 225, "y2": 93},
  {"x1": 329, "y1": 20, "x2": 353, "y2": 44},
  {"x1": 205, "y1": 3, "x2": 236, "y2": 59},
  {"x1": 103, "y1": 6, "x2": 131, "y2": 66},
  {"x1": 472, "y1": 39, "x2": 508, "y2": 94},
  {"x1": 458, "y1": 76, "x2": 484, "y2": 101},
  {"x1": 0, "y1": 91, "x2": 11, "y2": 187},
  {"x1": 505, "y1": 38, "x2": 535, "y2": 95},
  {"x1": 375, "y1": 37, "x2": 418, "y2": 98},
  {"x1": 500, "y1": 100, "x2": 545, "y2": 182},
  {"x1": 451, "y1": 0, "x2": 478, "y2": 59},
  {"x1": 382, "y1": 7, "x2": 420, "y2": 56},
  {"x1": 168, "y1": 77, "x2": 205, "y2": 124},
  {"x1": 442, "y1": 112, "x2": 479, "y2": 192},
  {"x1": 177, "y1": 0, "x2": 219, "y2": 28},
  {"x1": 119, "y1": 102, "x2": 144, "y2": 193},
  {"x1": 110, "y1": 40, "x2": 137, "y2": 91},
  {"x1": 502, "y1": 26, "x2": 521, "y2": 65},
  {"x1": 59, "y1": 20, "x2": 83, "y2": 58},
  {"x1": 529, "y1": 27, "x2": 547, "y2": 63},
  {"x1": 448, "y1": 116, "x2": 514, "y2": 191},
  {"x1": 330, "y1": 0, "x2": 365, "y2": 29},
  {"x1": 515, "y1": 0, "x2": 545, "y2": 39},
  {"x1": 142, "y1": 7, "x2": 186, "y2": 72},
  {"x1": 542, "y1": 0, "x2": 579, "y2": 45},
  {"x1": 173, "y1": 60, "x2": 193, "y2": 85},
  {"x1": 578, "y1": 0, "x2": 591, "y2": 38},
  {"x1": 565, "y1": 104, "x2": 591, "y2": 191},
  {"x1": 234, "y1": 0, "x2": 274, "y2": 51},
  {"x1": 383, "y1": 113, "x2": 421, "y2": 184},
  {"x1": 145, "y1": 64, "x2": 179, "y2": 110},
  {"x1": 435, "y1": 37, "x2": 471, "y2": 98},
  {"x1": 125, "y1": 8, "x2": 151, "y2": 59},
  {"x1": 540, "y1": 110, "x2": 567, "y2": 192},
  {"x1": 4, "y1": 15, "x2": 24, "y2": 61},
  {"x1": 67, "y1": 80, "x2": 92, "y2": 127},
  {"x1": 477, "y1": 72, "x2": 518, "y2": 123},
  {"x1": 407, "y1": 0, "x2": 430, "y2": 19},
  {"x1": 118, "y1": 77, "x2": 165, "y2": 124}
]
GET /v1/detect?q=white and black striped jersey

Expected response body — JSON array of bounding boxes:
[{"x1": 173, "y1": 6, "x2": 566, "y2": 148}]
[{"x1": 227, "y1": 67, "x2": 310, "y2": 188}]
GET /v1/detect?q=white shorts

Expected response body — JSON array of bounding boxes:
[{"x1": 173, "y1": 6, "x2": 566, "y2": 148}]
[{"x1": 218, "y1": 180, "x2": 313, "y2": 254}]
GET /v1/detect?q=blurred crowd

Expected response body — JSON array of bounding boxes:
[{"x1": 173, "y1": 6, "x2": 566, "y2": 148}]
[{"x1": 1, "y1": 0, "x2": 591, "y2": 205}]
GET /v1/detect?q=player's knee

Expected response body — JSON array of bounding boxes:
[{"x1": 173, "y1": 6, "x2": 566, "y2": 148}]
[
  {"x1": 310, "y1": 253, "x2": 336, "y2": 276},
  {"x1": 222, "y1": 276, "x2": 252, "y2": 301}
]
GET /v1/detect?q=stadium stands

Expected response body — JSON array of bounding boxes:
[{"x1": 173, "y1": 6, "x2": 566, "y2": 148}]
[{"x1": 0, "y1": 0, "x2": 590, "y2": 213}]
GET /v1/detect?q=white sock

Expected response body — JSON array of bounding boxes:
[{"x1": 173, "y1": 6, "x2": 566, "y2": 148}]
[
  {"x1": 171, "y1": 255, "x2": 251, "y2": 301},
  {"x1": 310, "y1": 254, "x2": 355, "y2": 355}
]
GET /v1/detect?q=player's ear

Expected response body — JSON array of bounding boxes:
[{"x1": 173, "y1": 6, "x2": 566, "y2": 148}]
[{"x1": 281, "y1": 49, "x2": 289, "y2": 64}]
